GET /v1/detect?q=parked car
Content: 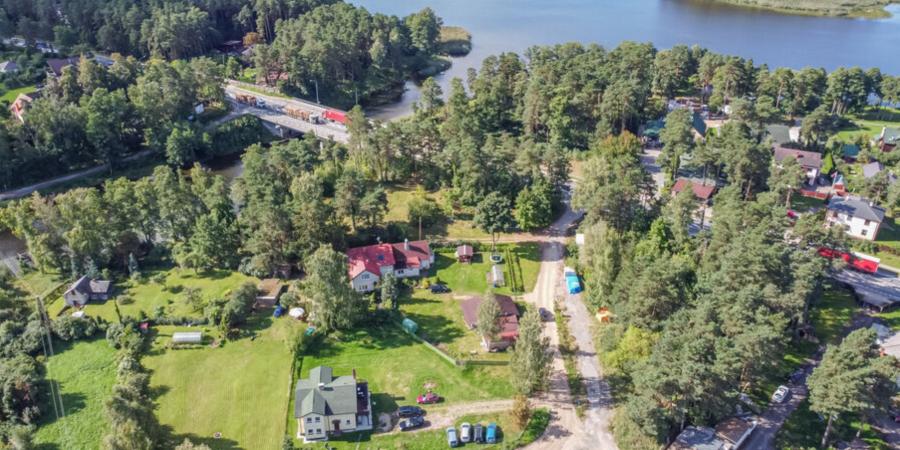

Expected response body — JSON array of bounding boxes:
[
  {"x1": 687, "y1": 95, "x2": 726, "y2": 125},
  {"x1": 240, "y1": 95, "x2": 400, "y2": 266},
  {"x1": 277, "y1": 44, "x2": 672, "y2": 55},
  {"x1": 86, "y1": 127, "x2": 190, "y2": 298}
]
[
  {"x1": 398, "y1": 406, "x2": 425, "y2": 418},
  {"x1": 772, "y1": 385, "x2": 790, "y2": 403},
  {"x1": 460, "y1": 422, "x2": 472, "y2": 443},
  {"x1": 447, "y1": 427, "x2": 459, "y2": 447},
  {"x1": 431, "y1": 283, "x2": 451, "y2": 294},
  {"x1": 539, "y1": 307, "x2": 553, "y2": 322},
  {"x1": 399, "y1": 416, "x2": 425, "y2": 431},
  {"x1": 473, "y1": 423, "x2": 484, "y2": 443},
  {"x1": 417, "y1": 392, "x2": 442, "y2": 404},
  {"x1": 486, "y1": 422, "x2": 498, "y2": 444}
]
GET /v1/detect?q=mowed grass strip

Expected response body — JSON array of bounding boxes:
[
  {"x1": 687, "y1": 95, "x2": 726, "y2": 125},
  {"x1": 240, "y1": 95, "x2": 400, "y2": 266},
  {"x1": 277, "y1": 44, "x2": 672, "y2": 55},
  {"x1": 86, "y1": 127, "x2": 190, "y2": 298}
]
[
  {"x1": 35, "y1": 338, "x2": 117, "y2": 449},
  {"x1": 144, "y1": 314, "x2": 295, "y2": 449},
  {"x1": 429, "y1": 243, "x2": 541, "y2": 296}
]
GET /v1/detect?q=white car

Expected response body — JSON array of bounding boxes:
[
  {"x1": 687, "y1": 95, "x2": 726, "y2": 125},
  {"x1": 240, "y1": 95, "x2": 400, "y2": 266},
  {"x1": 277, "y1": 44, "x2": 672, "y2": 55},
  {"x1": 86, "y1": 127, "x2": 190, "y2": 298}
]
[
  {"x1": 460, "y1": 422, "x2": 472, "y2": 443},
  {"x1": 772, "y1": 385, "x2": 790, "y2": 403}
]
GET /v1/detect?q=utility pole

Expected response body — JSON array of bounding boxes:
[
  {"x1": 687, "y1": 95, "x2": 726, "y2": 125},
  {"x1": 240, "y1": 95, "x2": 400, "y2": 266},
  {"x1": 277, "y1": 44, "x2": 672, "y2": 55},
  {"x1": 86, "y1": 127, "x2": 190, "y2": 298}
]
[{"x1": 311, "y1": 79, "x2": 319, "y2": 104}]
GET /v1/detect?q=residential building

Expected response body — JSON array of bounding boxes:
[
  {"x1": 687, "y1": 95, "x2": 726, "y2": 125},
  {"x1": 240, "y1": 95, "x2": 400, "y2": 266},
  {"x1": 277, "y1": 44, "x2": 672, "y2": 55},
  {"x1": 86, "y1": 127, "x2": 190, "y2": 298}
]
[
  {"x1": 8, "y1": 90, "x2": 41, "y2": 123},
  {"x1": 669, "y1": 417, "x2": 757, "y2": 450},
  {"x1": 671, "y1": 178, "x2": 717, "y2": 203},
  {"x1": 826, "y1": 196, "x2": 885, "y2": 241},
  {"x1": 63, "y1": 275, "x2": 112, "y2": 307},
  {"x1": 861, "y1": 161, "x2": 897, "y2": 184},
  {"x1": 875, "y1": 127, "x2": 900, "y2": 152},
  {"x1": 347, "y1": 239, "x2": 434, "y2": 293},
  {"x1": 773, "y1": 146, "x2": 823, "y2": 185},
  {"x1": 0, "y1": 61, "x2": 19, "y2": 74},
  {"x1": 294, "y1": 366, "x2": 372, "y2": 442},
  {"x1": 460, "y1": 294, "x2": 520, "y2": 350},
  {"x1": 46, "y1": 57, "x2": 80, "y2": 77}
]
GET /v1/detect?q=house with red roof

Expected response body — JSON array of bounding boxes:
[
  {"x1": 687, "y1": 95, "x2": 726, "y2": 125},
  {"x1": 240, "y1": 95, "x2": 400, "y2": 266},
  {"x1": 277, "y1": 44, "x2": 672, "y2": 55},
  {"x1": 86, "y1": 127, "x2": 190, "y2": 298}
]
[
  {"x1": 670, "y1": 178, "x2": 716, "y2": 203},
  {"x1": 347, "y1": 239, "x2": 434, "y2": 293}
]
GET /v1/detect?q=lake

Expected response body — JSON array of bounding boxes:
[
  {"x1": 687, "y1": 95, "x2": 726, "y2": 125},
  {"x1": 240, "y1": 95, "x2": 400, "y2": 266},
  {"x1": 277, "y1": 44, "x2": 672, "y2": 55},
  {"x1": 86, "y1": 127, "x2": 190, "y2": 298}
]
[{"x1": 355, "y1": 0, "x2": 900, "y2": 120}]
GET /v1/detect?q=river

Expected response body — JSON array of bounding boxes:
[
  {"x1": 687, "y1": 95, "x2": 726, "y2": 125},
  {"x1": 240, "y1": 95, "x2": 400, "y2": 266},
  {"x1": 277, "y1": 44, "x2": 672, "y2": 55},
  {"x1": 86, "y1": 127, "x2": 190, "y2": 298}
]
[{"x1": 356, "y1": 0, "x2": 900, "y2": 120}]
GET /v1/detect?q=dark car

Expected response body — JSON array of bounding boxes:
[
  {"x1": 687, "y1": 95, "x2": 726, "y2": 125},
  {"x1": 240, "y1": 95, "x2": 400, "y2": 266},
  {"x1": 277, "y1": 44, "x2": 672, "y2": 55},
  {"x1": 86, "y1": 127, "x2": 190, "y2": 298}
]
[
  {"x1": 538, "y1": 307, "x2": 553, "y2": 322},
  {"x1": 399, "y1": 415, "x2": 425, "y2": 431},
  {"x1": 473, "y1": 423, "x2": 484, "y2": 443},
  {"x1": 430, "y1": 283, "x2": 451, "y2": 294},
  {"x1": 398, "y1": 406, "x2": 425, "y2": 418}
]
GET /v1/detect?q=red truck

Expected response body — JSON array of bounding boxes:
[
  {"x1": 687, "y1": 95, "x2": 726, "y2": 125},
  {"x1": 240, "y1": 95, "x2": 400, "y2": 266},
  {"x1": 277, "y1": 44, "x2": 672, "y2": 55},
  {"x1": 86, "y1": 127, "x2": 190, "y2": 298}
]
[
  {"x1": 323, "y1": 109, "x2": 349, "y2": 125},
  {"x1": 817, "y1": 247, "x2": 880, "y2": 274}
]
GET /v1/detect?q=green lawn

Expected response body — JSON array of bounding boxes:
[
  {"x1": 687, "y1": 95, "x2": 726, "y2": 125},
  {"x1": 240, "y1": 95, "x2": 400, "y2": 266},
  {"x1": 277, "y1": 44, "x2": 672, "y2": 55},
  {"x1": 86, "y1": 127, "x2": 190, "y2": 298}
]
[
  {"x1": 776, "y1": 398, "x2": 889, "y2": 449},
  {"x1": 810, "y1": 281, "x2": 857, "y2": 345},
  {"x1": 385, "y1": 186, "x2": 493, "y2": 240},
  {"x1": 306, "y1": 410, "x2": 520, "y2": 450},
  {"x1": 0, "y1": 84, "x2": 36, "y2": 103},
  {"x1": 788, "y1": 194, "x2": 825, "y2": 213},
  {"x1": 34, "y1": 338, "x2": 117, "y2": 449},
  {"x1": 52, "y1": 268, "x2": 258, "y2": 321},
  {"x1": 143, "y1": 314, "x2": 296, "y2": 449},
  {"x1": 833, "y1": 109, "x2": 900, "y2": 144},
  {"x1": 297, "y1": 324, "x2": 515, "y2": 413},
  {"x1": 427, "y1": 244, "x2": 541, "y2": 296},
  {"x1": 15, "y1": 270, "x2": 66, "y2": 298},
  {"x1": 849, "y1": 215, "x2": 900, "y2": 269}
]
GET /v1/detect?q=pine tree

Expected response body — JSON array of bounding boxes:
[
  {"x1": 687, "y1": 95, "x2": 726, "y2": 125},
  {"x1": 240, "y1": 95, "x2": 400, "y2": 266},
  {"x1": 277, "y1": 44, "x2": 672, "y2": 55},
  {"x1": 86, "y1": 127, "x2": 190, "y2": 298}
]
[{"x1": 510, "y1": 308, "x2": 550, "y2": 394}]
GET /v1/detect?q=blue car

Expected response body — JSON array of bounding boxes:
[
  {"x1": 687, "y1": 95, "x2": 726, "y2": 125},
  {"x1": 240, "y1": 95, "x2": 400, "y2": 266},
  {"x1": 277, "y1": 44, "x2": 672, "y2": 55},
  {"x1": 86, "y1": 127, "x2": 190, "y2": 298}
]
[
  {"x1": 564, "y1": 267, "x2": 582, "y2": 294},
  {"x1": 486, "y1": 422, "x2": 498, "y2": 444}
]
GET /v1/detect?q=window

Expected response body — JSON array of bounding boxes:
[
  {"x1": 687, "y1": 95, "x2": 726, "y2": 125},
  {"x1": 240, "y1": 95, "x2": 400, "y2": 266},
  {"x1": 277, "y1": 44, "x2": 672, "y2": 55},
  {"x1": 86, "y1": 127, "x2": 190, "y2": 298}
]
[
  {"x1": 317, "y1": 429, "x2": 322, "y2": 434},
  {"x1": 862, "y1": 229, "x2": 868, "y2": 237},
  {"x1": 346, "y1": 419, "x2": 352, "y2": 424},
  {"x1": 306, "y1": 418, "x2": 312, "y2": 423},
  {"x1": 361, "y1": 273, "x2": 369, "y2": 279},
  {"x1": 865, "y1": 219, "x2": 871, "y2": 226},
  {"x1": 315, "y1": 416, "x2": 321, "y2": 423}
]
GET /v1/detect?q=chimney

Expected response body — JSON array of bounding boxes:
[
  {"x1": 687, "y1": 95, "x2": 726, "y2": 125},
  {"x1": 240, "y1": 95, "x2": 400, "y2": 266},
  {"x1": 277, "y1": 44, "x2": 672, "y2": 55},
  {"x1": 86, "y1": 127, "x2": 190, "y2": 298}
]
[{"x1": 404, "y1": 238, "x2": 410, "y2": 250}]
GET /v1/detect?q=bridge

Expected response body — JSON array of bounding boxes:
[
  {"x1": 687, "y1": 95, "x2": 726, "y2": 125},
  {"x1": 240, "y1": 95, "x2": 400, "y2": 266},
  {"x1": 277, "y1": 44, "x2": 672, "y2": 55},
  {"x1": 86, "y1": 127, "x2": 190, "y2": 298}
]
[{"x1": 223, "y1": 82, "x2": 351, "y2": 144}]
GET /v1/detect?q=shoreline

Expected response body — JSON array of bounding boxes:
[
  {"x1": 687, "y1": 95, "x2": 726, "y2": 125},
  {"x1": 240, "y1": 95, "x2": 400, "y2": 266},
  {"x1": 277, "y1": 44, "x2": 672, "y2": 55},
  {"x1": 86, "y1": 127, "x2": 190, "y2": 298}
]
[{"x1": 704, "y1": 0, "x2": 894, "y2": 18}]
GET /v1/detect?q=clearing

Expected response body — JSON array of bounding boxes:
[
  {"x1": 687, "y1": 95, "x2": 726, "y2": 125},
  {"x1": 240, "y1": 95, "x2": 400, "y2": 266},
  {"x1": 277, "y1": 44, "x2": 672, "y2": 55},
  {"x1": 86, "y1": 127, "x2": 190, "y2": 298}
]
[
  {"x1": 427, "y1": 243, "x2": 542, "y2": 296},
  {"x1": 144, "y1": 314, "x2": 296, "y2": 449},
  {"x1": 34, "y1": 338, "x2": 117, "y2": 449}
]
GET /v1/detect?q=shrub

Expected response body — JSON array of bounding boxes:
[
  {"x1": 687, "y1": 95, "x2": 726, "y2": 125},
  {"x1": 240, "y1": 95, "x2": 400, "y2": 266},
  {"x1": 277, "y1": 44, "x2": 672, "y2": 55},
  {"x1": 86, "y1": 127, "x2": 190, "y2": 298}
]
[{"x1": 51, "y1": 316, "x2": 99, "y2": 341}]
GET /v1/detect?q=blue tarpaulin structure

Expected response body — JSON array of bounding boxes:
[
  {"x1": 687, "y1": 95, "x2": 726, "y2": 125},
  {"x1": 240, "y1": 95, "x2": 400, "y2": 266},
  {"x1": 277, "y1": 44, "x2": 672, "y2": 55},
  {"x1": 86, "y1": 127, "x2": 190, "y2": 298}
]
[
  {"x1": 273, "y1": 305, "x2": 284, "y2": 317},
  {"x1": 564, "y1": 267, "x2": 582, "y2": 294},
  {"x1": 402, "y1": 318, "x2": 418, "y2": 334}
]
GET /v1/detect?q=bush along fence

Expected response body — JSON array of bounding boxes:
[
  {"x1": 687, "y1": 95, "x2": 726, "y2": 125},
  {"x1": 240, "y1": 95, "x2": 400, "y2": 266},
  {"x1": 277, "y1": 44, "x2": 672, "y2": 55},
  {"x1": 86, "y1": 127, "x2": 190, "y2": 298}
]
[{"x1": 395, "y1": 317, "x2": 510, "y2": 368}]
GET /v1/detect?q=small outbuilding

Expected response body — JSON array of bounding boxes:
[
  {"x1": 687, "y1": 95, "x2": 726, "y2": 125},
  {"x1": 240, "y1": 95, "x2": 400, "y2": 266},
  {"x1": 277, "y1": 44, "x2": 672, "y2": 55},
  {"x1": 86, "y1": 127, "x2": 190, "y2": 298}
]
[
  {"x1": 402, "y1": 318, "x2": 418, "y2": 334},
  {"x1": 172, "y1": 332, "x2": 202, "y2": 345},
  {"x1": 456, "y1": 245, "x2": 474, "y2": 263},
  {"x1": 489, "y1": 265, "x2": 505, "y2": 288},
  {"x1": 255, "y1": 279, "x2": 285, "y2": 308}
]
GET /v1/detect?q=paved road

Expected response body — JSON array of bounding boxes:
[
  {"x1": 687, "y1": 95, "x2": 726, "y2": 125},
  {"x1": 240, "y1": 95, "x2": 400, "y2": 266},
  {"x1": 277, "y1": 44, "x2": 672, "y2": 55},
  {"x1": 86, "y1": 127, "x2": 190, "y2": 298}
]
[
  {"x1": 641, "y1": 147, "x2": 664, "y2": 198},
  {"x1": 742, "y1": 365, "x2": 814, "y2": 449},
  {"x1": 224, "y1": 84, "x2": 350, "y2": 144},
  {"x1": 0, "y1": 149, "x2": 154, "y2": 201}
]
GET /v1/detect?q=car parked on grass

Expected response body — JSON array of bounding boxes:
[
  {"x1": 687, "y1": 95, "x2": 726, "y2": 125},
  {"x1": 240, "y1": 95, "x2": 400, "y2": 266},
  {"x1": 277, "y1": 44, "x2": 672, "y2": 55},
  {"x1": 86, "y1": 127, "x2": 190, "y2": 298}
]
[
  {"x1": 399, "y1": 415, "x2": 425, "y2": 431},
  {"x1": 460, "y1": 422, "x2": 472, "y2": 443},
  {"x1": 447, "y1": 427, "x2": 459, "y2": 447},
  {"x1": 486, "y1": 422, "x2": 498, "y2": 443},
  {"x1": 772, "y1": 385, "x2": 790, "y2": 403},
  {"x1": 473, "y1": 423, "x2": 484, "y2": 443},
  {"x1": 417, "y1": 392, "x2": 442, "y2": 404},
  {"x1": 430, "y1": 283, "x2": 451, "y2": 294},
  {"x1": 398, "y1": 405, "x2": 425, "y2": 418}
]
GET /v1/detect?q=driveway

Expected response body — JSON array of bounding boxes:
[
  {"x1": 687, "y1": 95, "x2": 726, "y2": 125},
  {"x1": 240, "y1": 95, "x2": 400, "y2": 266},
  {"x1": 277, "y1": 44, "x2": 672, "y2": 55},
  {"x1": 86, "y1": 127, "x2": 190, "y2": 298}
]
[
  {"x1": 641, "y1": 147, "x2": 664, "y2": 198},
  {"x1": 522, "y1": 195, "x2": 618, "y2": 450},
  {"x1": 741, "y1": 365, "x2": 814, "y2": 449}
]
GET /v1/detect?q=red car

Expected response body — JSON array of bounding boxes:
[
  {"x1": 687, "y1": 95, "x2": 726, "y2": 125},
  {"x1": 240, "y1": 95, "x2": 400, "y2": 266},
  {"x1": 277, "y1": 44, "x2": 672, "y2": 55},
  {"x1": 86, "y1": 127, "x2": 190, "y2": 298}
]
[{"x1": 417, "y1": 392, "x2": 442, "y2": 404}]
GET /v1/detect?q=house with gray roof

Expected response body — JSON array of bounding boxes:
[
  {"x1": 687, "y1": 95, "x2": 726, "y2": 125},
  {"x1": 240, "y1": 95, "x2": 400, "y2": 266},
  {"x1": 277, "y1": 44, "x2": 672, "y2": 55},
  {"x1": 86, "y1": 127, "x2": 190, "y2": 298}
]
[
  {"x1": 860, "y1": 161, "x2": 897, "y2": 183},
  {"x1": 876, "y1": 127, "x2": 900, "y2": 152},
  {"x1": 0, "y1": 61, "x2": 19, "y2": 74},
  {"x1": 773, "y1": 146, "x2": 823, "y2": 185},
  {"x1": 826, "y1": 196, "x2": 886, "y2": 241},
  {"x1": 294, "y1": 366, "x2": 372, "y2": 442},
  {"x1": 63, "y1": 275, "x2": 112, "y2": 307}
]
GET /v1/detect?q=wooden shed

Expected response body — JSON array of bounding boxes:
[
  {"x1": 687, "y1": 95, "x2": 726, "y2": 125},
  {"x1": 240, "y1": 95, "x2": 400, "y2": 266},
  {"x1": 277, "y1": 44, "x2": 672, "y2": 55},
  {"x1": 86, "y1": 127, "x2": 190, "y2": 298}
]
[
  {"x1": 255, "y1": 279, "x2": 285, "y2": 308},
  {"x1": 456, "y1": 245, "x2": 474, "y2": 263}
]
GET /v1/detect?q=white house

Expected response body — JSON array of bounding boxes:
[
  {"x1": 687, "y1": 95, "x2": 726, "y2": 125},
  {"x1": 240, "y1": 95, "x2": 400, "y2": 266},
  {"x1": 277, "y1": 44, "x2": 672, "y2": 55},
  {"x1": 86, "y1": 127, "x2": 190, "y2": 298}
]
[
  {"x1": 347, "y1": 239, "x2": 434, "y2": 293},
  {"x1": 826, "y1": 196, "x2": 885, "y2": 241},
  {"x1": 294, "y1": 366, "x2": 372, "y2": 442}
]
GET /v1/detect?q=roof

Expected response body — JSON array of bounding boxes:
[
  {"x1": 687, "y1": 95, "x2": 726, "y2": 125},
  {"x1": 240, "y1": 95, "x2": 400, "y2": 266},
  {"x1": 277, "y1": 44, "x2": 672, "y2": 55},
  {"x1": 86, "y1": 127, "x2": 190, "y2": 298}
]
[
  {"x1": 347, "y1": 240, "x2": 431, "y2": 279},
  {"x1": 862, "y1": 161, "x2": 884, "y2": 179},
  {"x1": 456, "y1": 245, "x2": 474, "y2": 257},
  {"x1": 692, "y1": 112, "x2": 707, "y2": 136},
  {"x1": 460, "y1": 295, "x2": 519, "y2": 329},
  {"x1": 46, "y1": 57, "x2": 79, "y2": 76},
  {"x1": 773, "y1": 146, "x2": 823, "y2": 170},
  {"x1": 671, "y1": 179, "x2": 716, "y2": 201},
  {"x1": 257, "y1": 278, "x2": 284, "y2": 299},
  {"x1": 766, "y1": 124, "x2": 791, "y2": 145},
  {"x1": 714, "y1": 417, "x2": 756, "y2": 445},
  {"x1": 64, "y1": 276, "x2": 111, "y2": 297},
  {"x1": 89, "y1": 279, "x2": 111, "y2": 295},
  {"x1": 0, "y1": 61, "x2": 18, "y2": 72},
  {"x1": 882, "y1": 127, "x2": 900, "y2": 145},
  {"x1": 642, "y1": 119, "x2": 665, "y2": 138},
  {"x1": 827, "y1": 196, "x2": 886, "y2": 223},
  {"x1": 669, "y1": 426, "x2": 725, "y2": 450},
  {"x1": 294, "y1": 366, "x2": 360, "y2": 418},
  {"x1": 842, "y1": 144, "x2": 861, "y2": 158}
]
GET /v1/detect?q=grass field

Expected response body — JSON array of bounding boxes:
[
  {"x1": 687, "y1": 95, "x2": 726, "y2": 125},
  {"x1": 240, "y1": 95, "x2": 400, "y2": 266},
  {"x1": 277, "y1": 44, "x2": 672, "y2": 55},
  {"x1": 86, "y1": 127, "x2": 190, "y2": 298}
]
[
  {"x1": 439, "y1": 26, "x2": 472, "y2": 56},
  {"x1": 385, "y1": 186, "x2": 494, "y2": 240},
  {"x1": 427, "y1": 244, "x2": 541, "y2": 296},
  {"x1": 308, "y1": 410, "x2": 520, "y2": 450},
  {"x1": 834, "y1": 109, "x2": 900, "y2": 144},
  {"x1": 144, "y1": 314, "x2": 296, "y2": 449},
  {"x1": 34, "y1": 338, "x2": 117, "y2": 449},
  {"x1": 776, "y1": 398, "x2": 888, "y2": 449},
  {"x1": 50, "y1": 268, "x2": 258, "y2": 322},
  {"x1": 0, "y1": 84, "x2": 36, "y2": 103},
  {"x1": 15, "y1": 270, "x2": 66, "y2": 298}
]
